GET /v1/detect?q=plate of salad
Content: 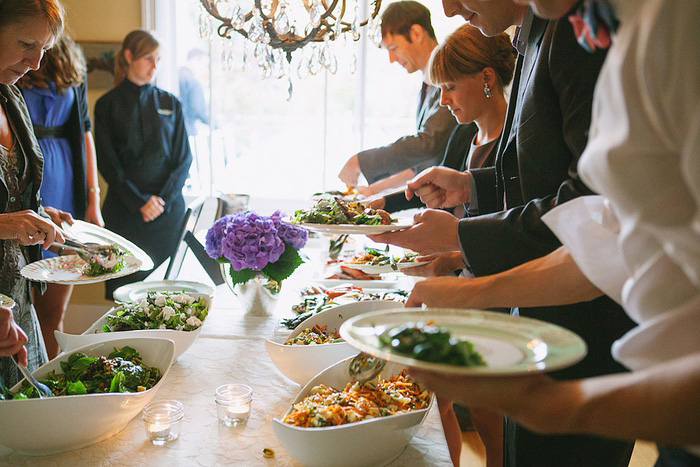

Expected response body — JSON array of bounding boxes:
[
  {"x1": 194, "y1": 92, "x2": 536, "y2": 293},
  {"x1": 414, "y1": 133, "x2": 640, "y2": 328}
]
[
  {"x1": 345, "y1": 248, "x2": 428, "y2": 274},
  {"x1": 339, "y1": 308, "x2": 588, "y2": 375},
  {"x1": 290, "y1": 198, "x2": 412, "y2": 234},
  {"x1": 62, "y1": 220, "x2": 154, "y2": 270},
  {"x1": 20, "y1": 252, "x2": 142, "y2": 285}
]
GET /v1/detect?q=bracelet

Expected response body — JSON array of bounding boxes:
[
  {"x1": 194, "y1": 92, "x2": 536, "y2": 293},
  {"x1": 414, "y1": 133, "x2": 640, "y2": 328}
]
[{"x1": 88, "y1": 187, "x2": 100, "y2": 194}]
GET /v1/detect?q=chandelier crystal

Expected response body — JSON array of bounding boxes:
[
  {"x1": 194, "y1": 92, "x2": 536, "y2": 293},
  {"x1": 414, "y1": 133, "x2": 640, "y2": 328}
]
[{"x1": 199, "y1": 0, "x2": 383, "y2": 98}]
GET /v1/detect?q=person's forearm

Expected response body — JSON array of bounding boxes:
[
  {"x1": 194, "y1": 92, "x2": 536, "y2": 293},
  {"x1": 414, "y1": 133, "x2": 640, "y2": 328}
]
[
  {"x1": 367, "y1": 168, "x2": 415, "y2": 195},
  {"x1": 84, "y1": 132, "x2": 100, "y2": 206},
  {"x1": 468, "y1": 246, "x2": 603, "y2": 309},
  {"x1": 508, "y1": 353, "x2": 700, "y2": 445}
]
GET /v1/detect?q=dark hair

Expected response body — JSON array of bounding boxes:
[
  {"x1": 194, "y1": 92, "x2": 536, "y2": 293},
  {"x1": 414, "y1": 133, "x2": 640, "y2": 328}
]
[
  {"x1": 19, "y1": 33, "x2": 85, "y2": 93},
  {"x1": 0, "y1": 0, "x2": 64, "y2": 38},
  {"x1": 430, "y1": 24, "x2": 517, "y2": 91},
  {"x1": 114, "y1": 29, "x2": 160, "y2": 86},
  {"x1": 380, "y1": 1, "x2": 436, "y2": 42}
]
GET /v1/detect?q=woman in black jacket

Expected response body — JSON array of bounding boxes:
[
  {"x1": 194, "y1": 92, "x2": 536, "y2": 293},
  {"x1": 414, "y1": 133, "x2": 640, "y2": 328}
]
[{"x1": 95, "y1": 30, "x2": 192, "y2": 299}]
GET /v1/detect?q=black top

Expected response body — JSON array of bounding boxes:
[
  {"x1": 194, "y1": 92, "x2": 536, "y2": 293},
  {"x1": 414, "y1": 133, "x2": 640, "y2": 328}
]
[{"x1": 94, "y1": 79, "x2": 192, "y2": 213}]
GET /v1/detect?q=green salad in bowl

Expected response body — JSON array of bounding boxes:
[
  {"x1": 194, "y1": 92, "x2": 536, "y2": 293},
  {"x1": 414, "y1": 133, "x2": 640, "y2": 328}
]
[
  {"x1": 103, "y1": 291, "x2": 209, "y2": 332},
  {"x1": 55, "y1": 291, "x2": 212, "y2": 362},
  {"x1": 4, "y1": 346, "x2": 162, "y2": 400}
]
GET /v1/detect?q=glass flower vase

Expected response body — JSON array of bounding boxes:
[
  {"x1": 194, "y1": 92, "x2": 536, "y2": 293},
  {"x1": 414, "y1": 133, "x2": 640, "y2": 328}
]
[{"x1": 220, "y1": 264, "x2": 281, "y2": 316}]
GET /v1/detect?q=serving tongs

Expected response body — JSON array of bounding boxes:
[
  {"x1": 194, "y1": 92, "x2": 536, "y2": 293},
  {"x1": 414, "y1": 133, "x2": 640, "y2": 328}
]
[
  {"x1": 53, "y1": 238, "x2": 114, "y2": 263},
  {"x1": 361, "y1": 185, "x2": 409, "y2": 204}
]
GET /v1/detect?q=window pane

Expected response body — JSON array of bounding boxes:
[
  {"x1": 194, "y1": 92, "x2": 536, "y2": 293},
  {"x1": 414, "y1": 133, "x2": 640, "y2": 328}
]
[{"x1": 172, "y1": 0, "x2": 460, "y2": 198}]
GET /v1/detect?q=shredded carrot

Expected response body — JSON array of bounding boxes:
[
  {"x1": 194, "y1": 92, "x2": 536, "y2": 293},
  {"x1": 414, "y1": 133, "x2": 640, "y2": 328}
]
[{"x1": 283, "y1": 371, "x2": 429, "y2": 428}]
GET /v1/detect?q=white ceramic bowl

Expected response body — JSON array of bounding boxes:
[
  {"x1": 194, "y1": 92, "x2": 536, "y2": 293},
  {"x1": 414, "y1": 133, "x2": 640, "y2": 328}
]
[
  {"x1": 0, "y1": 337, "x2": 175, "y2": 455},
  {"x1": 55, "y1": 293, "x2": 212, "y2": 360},
  {"x1": 266, "y1": 300, "x2": 400, "y2": 385},
  {"x1": 272, "y1": 357, "x2": 433, "y2": 467}
]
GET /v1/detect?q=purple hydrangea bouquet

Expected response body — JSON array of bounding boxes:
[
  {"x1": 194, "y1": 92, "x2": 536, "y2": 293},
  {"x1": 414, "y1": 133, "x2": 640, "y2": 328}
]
[{"x1": 205, "y1": 211, "x2": 308, "y2": 294}]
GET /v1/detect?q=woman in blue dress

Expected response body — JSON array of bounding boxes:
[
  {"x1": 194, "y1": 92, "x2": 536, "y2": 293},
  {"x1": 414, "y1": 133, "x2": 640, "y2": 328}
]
[{"x1": 18, "y1": 33, "x2": 103, "y2": 358}]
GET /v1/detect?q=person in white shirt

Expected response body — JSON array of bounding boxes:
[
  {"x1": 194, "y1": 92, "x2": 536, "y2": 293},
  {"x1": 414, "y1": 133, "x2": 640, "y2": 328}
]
[{"x1": 401, "y1": 0, "x2": 700, "y2": 463}]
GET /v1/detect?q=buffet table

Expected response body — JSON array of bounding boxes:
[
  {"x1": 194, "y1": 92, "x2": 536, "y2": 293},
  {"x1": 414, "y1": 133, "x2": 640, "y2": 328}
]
[{"x1": 0, "y1": 233, "x2": 452, "y2": 465}]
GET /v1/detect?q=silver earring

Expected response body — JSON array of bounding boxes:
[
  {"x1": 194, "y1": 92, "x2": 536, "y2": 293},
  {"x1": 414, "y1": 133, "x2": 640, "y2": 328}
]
[{"x1": 483, "y1": 83, "x2": 493, "y2": 98}]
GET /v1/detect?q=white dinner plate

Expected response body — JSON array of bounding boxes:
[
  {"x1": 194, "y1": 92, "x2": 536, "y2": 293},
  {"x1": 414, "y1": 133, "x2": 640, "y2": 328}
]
[
  {"x1": 295, "y1": 218, "x2": 412, "y2": 235},
  {"x1": 62, "y1": 220, "x2": 154, "y2": 270},
  {"x1": 112, "y1": 280, "x2": 215, "y2": 302},
  {"x1": 339, "y1": 308, "x2": 587, "y2": 376},
  {"x1": 311, "y1": 278, "x2": 401, "y2": 289},
  {"x1": 344, "y1": 261, "x2": 430, "y2": 275},
  {"x1": 20, "y1": 254, "x2": 142, "y2": 285}
]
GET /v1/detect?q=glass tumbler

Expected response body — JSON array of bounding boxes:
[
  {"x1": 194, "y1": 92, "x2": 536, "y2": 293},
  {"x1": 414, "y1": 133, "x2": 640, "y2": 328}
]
[
  {"x1": 142, "y1": 400, "x2": 184, "y2": 446},
  {"x1": 215, "y1": 384, "x2": 253, "y2": 426}
]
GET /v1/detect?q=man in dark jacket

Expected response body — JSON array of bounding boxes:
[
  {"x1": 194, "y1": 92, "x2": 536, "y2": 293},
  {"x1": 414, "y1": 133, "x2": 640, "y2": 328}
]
[{"x1": 371, "y1": 0, "x2": 635, "y2": 465}]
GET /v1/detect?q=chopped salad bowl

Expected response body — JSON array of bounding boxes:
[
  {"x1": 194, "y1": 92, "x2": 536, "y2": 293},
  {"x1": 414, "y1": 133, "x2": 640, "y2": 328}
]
[
  {"x1": 55, "y1": 292, "x2": 212, "y2": 360},
  {"x1": 0, "y1": 337, "x2": 175, "y2": 455},
  {"x1": 265, "y1": 300, "x2": 400, "y2": 385},
  {"x1": 272, "y1": 356, "x2": 433, "y2": 467}
]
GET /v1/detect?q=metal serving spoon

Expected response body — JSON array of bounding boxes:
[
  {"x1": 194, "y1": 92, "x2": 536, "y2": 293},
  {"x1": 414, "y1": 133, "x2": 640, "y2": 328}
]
[
  {"x1": 13, "y1": 357, "x2": 53, "y2": 398},
  {"x1": 348, "y1": 352, "x2": 386, "y2": 383}
]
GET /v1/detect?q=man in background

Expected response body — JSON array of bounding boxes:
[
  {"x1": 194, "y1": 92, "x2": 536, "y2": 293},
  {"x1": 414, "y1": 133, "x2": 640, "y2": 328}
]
[
  {"x1": 178, "y1": 48, "x2": 209, "y2": 138},
  {"x1": 337, "y1": 1, "x2": 458, "y2": 193}
]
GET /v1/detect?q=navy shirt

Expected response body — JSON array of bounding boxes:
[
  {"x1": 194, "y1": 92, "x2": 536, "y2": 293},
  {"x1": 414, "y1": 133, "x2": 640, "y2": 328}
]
[{"x1": 94, "y1": 79, "x2": 192, "y2": 213}]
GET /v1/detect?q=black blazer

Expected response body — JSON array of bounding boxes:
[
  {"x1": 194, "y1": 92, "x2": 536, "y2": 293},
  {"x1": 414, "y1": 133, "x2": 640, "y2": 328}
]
[
  {"x1": 454, "y1": 12, "x2": 635, "y2": 467},
  {"x1": 383, "y1": 123, "x2": 496, "y2": 213},
  {"x1": 459, "y1": 14, "x2": 607, "y2": 275}
]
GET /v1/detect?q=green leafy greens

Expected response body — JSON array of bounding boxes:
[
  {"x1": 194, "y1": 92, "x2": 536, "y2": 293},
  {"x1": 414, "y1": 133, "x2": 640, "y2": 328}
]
[
  {"x1": 4, "y1": 346, "x2": 162, "y2": 399},
  {"x1": 292, "y1": 199, "x2": 393, "y2": 226},
  {"x1": 379, "y1": 323, "x2": 486, "y2": 367},
  {"x1": 102, "y1": 291, "x2": 209, "y2": 332},
  {"x1": 83, "y1": 245, "x2": 127, "y2": 277}
]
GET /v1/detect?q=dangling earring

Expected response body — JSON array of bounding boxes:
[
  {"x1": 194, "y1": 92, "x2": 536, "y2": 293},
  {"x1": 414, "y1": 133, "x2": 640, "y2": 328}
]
[{"x1": 483, "y1": 82, "x2": 493, "y2": 98}]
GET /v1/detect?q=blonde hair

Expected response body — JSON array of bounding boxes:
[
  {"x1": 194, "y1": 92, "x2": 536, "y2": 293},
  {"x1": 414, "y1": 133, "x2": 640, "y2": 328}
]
[
  {"x1": 0, "y1": 0, "x2": 64, "y2": 39},
  {"x1": 114, "y1": 29, "x2": 160, "y2": 86},
  {"x1": 430, "y1": 24, "x2": 517, "y2": 92},
  {"x1": 19, "y1": 33, "x2": 85, "y2": 93}
]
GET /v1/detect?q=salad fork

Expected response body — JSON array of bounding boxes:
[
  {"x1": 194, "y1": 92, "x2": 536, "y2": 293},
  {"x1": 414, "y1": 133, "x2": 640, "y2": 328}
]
[{"x1": 13, "y1": 357, "x2": 53, "y2": 398}]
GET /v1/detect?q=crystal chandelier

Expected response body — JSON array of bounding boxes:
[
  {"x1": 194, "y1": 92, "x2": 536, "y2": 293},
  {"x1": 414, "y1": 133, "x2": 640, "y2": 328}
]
[{"x1": 198, "y1": 0, "x2": 383, "y2": 98}]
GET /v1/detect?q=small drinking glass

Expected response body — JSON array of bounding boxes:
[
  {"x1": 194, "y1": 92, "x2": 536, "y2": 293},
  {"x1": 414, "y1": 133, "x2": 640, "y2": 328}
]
[
  {"x1": 143, "y1": 400, "x2": 184, "y2": 446},
  {"x1": 215, "y1": 384, "x2": 253, "y2": 426}
]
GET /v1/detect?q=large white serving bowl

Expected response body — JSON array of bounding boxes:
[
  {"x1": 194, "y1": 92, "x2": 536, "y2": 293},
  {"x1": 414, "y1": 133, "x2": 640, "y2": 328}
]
[
  {"x1": 265, "y1": 300, "x2": 400, "y2": 385},
  {"x1": 272, "y1": 357, "x2": 433, "y2": 467},
  {"x1": 55, "y1": 293, "x2": 212, "y2": 360},
  {"x1": 0, "y1": 337, "x2": 175, "y2": 456}
]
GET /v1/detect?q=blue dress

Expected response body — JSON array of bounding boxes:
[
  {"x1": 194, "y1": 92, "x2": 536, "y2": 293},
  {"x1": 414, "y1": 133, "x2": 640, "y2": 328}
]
[
  {"x1": 21, "y1": 82, "x2": 76, "y2": 215},
  {"x1": 22, "y1": 82, "x2": 76, "y2": 259}
]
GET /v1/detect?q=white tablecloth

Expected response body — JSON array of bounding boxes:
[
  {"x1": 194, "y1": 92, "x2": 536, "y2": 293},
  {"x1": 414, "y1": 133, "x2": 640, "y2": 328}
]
[{"x1": 0, "y1": 240, "x2": 451, "y2": 466}]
